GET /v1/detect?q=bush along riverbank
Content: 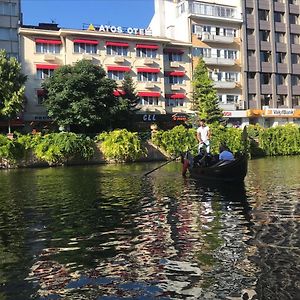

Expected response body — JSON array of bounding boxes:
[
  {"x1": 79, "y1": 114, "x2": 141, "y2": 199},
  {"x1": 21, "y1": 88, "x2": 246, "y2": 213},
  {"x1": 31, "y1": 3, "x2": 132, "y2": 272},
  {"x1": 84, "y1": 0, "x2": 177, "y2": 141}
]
[{"x1": 1, "y1": 124, "x2": 299, "y2": 168}]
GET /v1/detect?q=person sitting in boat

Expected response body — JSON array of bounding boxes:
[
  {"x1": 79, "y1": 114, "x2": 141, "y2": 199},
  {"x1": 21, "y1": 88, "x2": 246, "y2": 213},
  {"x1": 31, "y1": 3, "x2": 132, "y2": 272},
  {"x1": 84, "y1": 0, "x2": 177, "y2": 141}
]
[
  {"x1": 196, "y1": 119, "x2": 211, "y2": 154},
  {"x1": 219, "y1": 144, "x2": 235, "y2": 161}
]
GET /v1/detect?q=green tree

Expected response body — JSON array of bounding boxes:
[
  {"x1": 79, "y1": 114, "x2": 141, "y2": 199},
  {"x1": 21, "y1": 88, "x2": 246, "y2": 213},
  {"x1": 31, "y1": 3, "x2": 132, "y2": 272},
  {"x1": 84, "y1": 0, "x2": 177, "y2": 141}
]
[
  {"x1": 42, "y1": 59, "x2": 117, "y2": 131},
  {"x1": 112, "y1": 73, "x2": 140, "y2": 129},
  {"x1": 0, "y1": 50, "x2": 27, "y2": 133},
  {"x1": 192, "y1": 57, "x2": 223, "y2": 124}
]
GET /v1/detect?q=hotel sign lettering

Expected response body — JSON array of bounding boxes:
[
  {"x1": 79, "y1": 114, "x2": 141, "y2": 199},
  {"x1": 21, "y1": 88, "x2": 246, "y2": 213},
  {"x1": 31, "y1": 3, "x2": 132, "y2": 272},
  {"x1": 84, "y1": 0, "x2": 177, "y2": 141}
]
[{"x1": 87, "y1": 24, "x2": 152, "y2": 36}]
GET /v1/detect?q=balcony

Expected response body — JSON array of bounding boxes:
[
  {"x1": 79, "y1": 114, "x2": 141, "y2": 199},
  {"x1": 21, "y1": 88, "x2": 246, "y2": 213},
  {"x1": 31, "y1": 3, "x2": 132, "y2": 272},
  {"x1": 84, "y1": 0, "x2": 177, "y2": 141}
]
[
  {"x1": 203, "y1": 57, "x2": 235, "y2": 66},
  {"x1": 188, "y1": 2, "x2": 242, "y2": 23},
  {"x1": 213, "y1": 81, "x2": 236, "y2": 89},
  {"x1": 219, "y1": 103, "x2": 237, "y2": 110},
  {"x1": 200, "y1": 32, "x2": 234, "y2": 44}
]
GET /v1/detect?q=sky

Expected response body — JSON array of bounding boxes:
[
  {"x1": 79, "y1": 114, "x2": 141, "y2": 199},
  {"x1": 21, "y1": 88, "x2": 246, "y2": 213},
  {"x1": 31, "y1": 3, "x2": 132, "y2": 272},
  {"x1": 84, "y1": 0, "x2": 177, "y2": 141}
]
[{"x1": 21, "y1": 0, "x2": 155, "y2": 30}]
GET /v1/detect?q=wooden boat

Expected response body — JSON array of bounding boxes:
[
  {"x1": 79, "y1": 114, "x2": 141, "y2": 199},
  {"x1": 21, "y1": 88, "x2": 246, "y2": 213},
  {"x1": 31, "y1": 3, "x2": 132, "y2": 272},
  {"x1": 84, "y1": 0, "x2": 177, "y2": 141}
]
[
  {"x1": 182, "y1": 127, "x2": 249, "y2": 183},
  {"x1": 187, "y1": 153, "x2": 248, "y2": 183}
]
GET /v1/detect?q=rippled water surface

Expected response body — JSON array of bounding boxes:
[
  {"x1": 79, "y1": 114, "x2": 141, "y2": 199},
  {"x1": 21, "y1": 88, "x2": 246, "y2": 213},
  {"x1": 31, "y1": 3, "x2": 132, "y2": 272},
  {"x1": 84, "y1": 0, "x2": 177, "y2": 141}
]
[{"x1": 0, "y1": 157, "x2": 299, "y2": 300}]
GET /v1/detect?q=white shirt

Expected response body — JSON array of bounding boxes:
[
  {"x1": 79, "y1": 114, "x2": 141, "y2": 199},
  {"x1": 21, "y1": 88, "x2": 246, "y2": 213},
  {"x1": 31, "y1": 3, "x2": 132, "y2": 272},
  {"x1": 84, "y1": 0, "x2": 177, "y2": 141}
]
[{"x1": 197, "y1": 125, "x2": 210, "y2": 143}]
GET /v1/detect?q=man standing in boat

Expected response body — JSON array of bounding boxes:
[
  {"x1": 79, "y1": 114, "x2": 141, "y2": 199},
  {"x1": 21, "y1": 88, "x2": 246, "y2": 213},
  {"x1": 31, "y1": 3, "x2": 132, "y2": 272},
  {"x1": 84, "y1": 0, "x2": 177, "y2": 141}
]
[{"x1": 196, "y1": 119, "x2": 211, "y2": 154}]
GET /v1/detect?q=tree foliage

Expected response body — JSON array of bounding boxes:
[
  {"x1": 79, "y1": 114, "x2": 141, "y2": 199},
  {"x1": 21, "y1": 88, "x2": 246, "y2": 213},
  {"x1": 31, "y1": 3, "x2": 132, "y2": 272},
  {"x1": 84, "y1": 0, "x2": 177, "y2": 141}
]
[
  {"x1": 0, "y1": 50, "x2": 27, "y2": 121},
  {"x1": 112, "y1": 73, "x2": 140, "y2": 129},
  {"x1": 192, "y1": 57, "x2": 223, "y2": 124},
  {"x1": 42, "y1": 59, "x2": 117, "y2": 129}
]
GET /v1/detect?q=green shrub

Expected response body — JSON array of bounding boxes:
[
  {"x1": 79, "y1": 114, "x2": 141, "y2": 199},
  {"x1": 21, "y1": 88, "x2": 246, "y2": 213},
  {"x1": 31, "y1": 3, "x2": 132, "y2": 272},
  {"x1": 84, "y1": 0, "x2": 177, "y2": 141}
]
[
  {"x1": 97, "y1": 129, "x2": 146, "y2": 162},
  {"x1": 34, "y1": 132, "x2": 95, "y2": 165},
  {"x1": 0, "y1": 134, "x2": 24, "y2": 162}
]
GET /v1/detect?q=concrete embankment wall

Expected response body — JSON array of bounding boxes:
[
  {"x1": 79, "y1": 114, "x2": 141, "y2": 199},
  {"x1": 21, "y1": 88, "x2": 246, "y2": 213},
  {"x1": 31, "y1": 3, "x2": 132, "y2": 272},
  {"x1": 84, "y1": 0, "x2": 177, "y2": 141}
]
[{"x1": 0, "y1": 141, "x2": 169, "y2": 169}]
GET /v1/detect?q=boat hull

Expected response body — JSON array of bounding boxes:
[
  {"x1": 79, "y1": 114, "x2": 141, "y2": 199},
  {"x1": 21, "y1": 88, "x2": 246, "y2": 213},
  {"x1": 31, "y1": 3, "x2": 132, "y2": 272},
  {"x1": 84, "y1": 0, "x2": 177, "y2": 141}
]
[{"x1": 189, "y1": 155, "x2": 248, "y2": 183}]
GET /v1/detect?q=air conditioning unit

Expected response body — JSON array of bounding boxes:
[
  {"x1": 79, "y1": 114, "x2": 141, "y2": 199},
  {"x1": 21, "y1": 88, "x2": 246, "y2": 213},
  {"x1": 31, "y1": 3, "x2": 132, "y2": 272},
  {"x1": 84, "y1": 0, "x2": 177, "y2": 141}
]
[
  {"x1": 262, "y1": 105, "x2": 269, "y2": 110},
  {"x1": 145, "y1": 82, "x2": 155, "y2": 89},
  {"x1": 44, "y1": 54, "x2": 56, "y2": 61},
  {"x1": 170, "y1": 61, "x2": 180, "y2": 68},
  {"x1": 114, "y1": 57, "x2": 125, "y2": 63},
  {"x1": 144, "y1": 58, "x2": 154, "y2": 65}
]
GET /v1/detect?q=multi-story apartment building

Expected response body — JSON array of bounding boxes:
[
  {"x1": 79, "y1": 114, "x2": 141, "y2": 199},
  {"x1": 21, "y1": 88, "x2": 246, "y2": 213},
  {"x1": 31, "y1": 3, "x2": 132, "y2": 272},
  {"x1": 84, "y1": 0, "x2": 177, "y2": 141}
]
[
  {"x1": 0, "y1": 0, "x2": 21, "y2": 57},
  {"x1": 243, "y1": 0, "x2": 300, "y2": 126},
  {"x1": 19, "y1": 23, "x2": 192, "y2": 126},
  {"x1": 150, "y1": 0, "x2": 248, "y2": 126}
]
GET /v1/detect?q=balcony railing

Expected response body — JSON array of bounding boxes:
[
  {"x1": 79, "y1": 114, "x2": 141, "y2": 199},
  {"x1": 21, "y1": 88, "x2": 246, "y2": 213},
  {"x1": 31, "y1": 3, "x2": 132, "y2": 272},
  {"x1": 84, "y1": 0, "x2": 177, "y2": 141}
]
[
  {"x1": 200, "y1": 33, "x2": 235, "y2": 44},
  {"x1": 203, "y1": 57, "x2": 236, "y2": 66},
  {"x1": 213, "y1": 81, "x2": 236, "y2": 89}
]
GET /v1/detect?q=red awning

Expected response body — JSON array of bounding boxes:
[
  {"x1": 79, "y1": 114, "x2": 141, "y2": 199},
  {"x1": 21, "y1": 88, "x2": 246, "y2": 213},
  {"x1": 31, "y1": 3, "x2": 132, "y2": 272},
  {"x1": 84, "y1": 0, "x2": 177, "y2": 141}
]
[
  {"x1": 107, "y1": 66, "x2": 131, "y2": 72},
  {"x1": 137, "y1": 67, "x2": 160, "y2": 73},
  {"x1": 138, "y1": 92, "x2": 161, "y2": 97},
  {"x1": 165, "y1": 71, "x2": 185, "y2": 76},
  {"x1": 165, "y1": 93, "x2": 185, "y2": 99},
  {"x1": 113, "y1": 90, "x2": 126, "y2": 96},
  {"x1": 163, "y1": 48, "x2": 184, "y2": 54},
  {"x1": 136, "y1": 44, "x2": 159, "y2": 49},
  {"x1": 36, "y1": 89, "x2": 46, "y2": 96},
  {"x1": 35, "y1": 39, "x2": 62, "y2": 45},
  {"x1": 36, "y1": 64, "x2": 59, "y2": 70},
  {"x1": 106, "y1": 41, "x2": 129, "y2": 47},
  {"x1": 73, "y1": 39, "x2": 99, "y2": 44}
]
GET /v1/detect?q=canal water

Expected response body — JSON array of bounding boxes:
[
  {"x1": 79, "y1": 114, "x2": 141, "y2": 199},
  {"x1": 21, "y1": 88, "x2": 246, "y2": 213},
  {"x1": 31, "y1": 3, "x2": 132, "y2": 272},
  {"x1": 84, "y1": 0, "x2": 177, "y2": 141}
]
[{"x1": 0, "y1": 157, "x2": 299, "y2": 300}]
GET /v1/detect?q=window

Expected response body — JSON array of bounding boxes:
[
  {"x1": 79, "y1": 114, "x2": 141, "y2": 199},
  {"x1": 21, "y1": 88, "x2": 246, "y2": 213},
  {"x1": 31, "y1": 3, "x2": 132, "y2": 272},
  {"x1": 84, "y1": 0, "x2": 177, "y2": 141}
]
[
  {"x1": 289, "y1": 14, "x2": 299, "y2": 25},
  {"x1": 223, "y1": 28, "x2": 236, "y2": 37},
  {"x1": 168, "y1": 75, "x2": 184, "y2": 84},
  {"x1": 259, "y1": 9, "x2": 269, "y2": 21},
  {"x1": 225, "y1": 72, "x2": 239, "y2": 82},
  {"x1": 192, "y1": 2, "x2": 235, "y2": 18},
  {"x1": 36, "y1": 43, "x2": 60, "y2": 54},
  {"x1": 248, "y1": 94, "x2": 256, "y2": 101},
  {"x1": 165, "y1": 52, "x2": 183, "y2": 62},
  {"x1": 246, "y1": 7, "x2": 253, "y2": 14},
  {"x1": 260, "y1": 51, "x2": 271, "y2": 62},
  {"x1": 276, "y1": 52, "x2": 286, "y2": 63},
  {"x1": 262, "y1": 95, "x2": 271, "y2": 106},
  {"x1": 222, "y1": 50, "x2": 238, "y2": 59},
  {"x1": 291, "y1": 75, "x2": 300, "y2": 85},
  {"x1": 37, "y1": 68, "x2": 55, "y2": 79},
  {"x1": 277, "y1": 95, "x2": 287, "y2": 107},
  {"x1": 136, "y1": 48, "x2": 157, "y2": 58},
  {"x1": 247, "y1": 29, "x2": 255, "y2": 36},
  {"x1": 274, "y1": 12, "x2": 285, "y2": 23},
  {"x1": 192, "y1": 47, "x2": 211, "y2": 57},
  {"x1": 0, "y1": 2, "x2": 17, "y2": 16},
  {"x1": 106, "y1": 45, "x2": 128, "y2": 56},
  {"x1": 260, "y1": 30, "x2": 270, "y2": 42},
  {"x1": 107, "y1": 71, "x2": 126, "y2": 80},
  {"x1": 275, "y1": 32, "x2": 286, "y2": 43},
  {"x1": 138, "y1": 72, "x2": 158, "y2": 82},
  {"x1": 291, "y1": 34, "x2": 300, "y2": 44},
  {"x1": 248, "y1": 50, "x2": 256, "y2": 57},
  {"x1": 292, "y1": 96, "x2": 300, "y2": 107},
  {"x1": 0, "y1": 28, "x2": 18, "y2": 41},
  {"x1": 139, "y1": 97, "x2": 159, "y2": 106},
  {"x1": 248, "y1": 72, "x2": 256, "y2": 79},
  {"x1": 166, "y1": 98, "x2": 184, "y2": 107},
  {"x1": 74, "y1": 42, "x2": 97, "y2": 54},
  {"x1": 261, "y1": 73, "x2": 271, "y2": 84},
  {"x1": 276, "y1": 74, "x2": 286, "y2": 85},
  {"x1": 226, "y1": 95, "x2": 238, "y2": 103},
  {"x1": 291, "y1": 53, "x2": 300, "y2": 63},
  {"x1": 36, "y1": 90, "x2": 46, "y2": 105}
]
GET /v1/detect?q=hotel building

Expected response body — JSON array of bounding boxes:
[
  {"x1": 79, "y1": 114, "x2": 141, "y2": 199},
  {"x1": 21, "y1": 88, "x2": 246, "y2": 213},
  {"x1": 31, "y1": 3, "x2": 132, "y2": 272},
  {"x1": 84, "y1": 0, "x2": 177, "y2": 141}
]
[
  {"x1": 0, "y1": 0, "x2": 21, "y2": 58},
  {"x1": 19, "y1": 23, "x2": 192, "y2": 125}
]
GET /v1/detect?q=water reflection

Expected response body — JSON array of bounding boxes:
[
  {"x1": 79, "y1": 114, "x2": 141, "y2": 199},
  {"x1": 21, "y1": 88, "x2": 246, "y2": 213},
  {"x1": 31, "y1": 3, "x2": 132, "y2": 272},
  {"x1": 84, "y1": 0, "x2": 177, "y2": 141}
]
[{"x1": 0, "y1": 157, "x2": 299, "y2": 299}]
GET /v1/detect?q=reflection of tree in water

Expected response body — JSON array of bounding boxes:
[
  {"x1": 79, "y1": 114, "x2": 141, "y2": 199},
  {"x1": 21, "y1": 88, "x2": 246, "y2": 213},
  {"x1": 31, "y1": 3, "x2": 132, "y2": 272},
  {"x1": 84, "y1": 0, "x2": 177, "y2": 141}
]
[{"x1": 247, "y1": 186, "x2": 300, "y2": 300}]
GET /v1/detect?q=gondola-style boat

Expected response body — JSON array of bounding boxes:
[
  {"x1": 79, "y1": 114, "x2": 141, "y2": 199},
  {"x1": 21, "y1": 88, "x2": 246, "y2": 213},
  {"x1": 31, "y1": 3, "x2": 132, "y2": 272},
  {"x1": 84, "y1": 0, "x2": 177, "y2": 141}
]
[{"x1": 182, "y1": 127, "x2": 248, "y2": 183}]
